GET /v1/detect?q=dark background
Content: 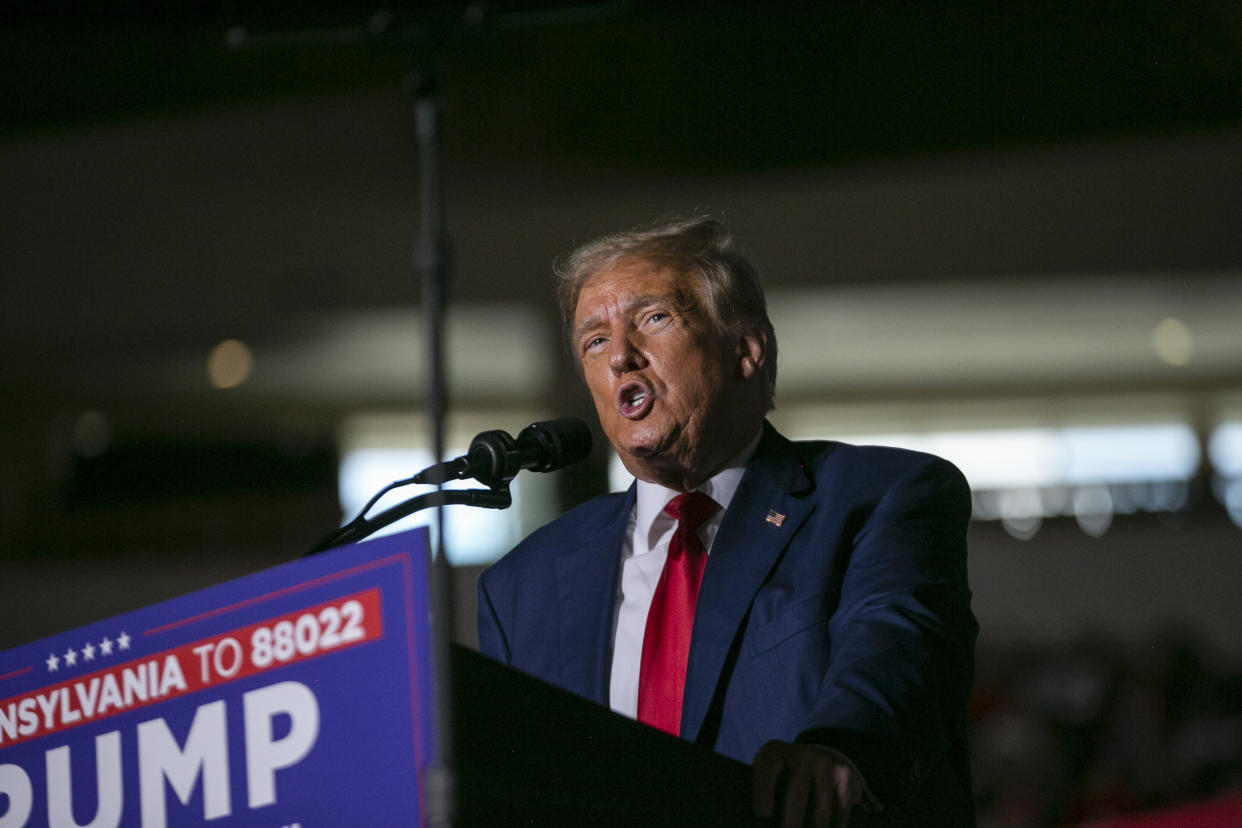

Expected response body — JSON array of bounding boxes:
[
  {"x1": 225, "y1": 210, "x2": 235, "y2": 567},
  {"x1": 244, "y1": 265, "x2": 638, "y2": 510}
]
[{"x1": 3, "y1": 3, "x2": 1241, "y2": 824}]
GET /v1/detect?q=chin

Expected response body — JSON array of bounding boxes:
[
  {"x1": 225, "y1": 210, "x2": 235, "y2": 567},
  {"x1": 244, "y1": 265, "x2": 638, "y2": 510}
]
[
  {"x1": 620, "y1": 421, "x2": 672, "y2": 455},
  {"x1": 620, "y1": 440, "x2": 657, "y2": 462}
]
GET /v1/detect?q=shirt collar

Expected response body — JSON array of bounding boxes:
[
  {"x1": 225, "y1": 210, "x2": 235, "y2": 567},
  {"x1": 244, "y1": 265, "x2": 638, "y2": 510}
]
[{"x1": 633, "y1": 426, "x2": 763, "y2": 554}]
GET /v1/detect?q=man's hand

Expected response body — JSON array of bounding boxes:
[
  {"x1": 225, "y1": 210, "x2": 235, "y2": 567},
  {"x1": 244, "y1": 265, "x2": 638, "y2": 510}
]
[{"x1": 752, "y1": 740, "x2": 864, "y2": 827}]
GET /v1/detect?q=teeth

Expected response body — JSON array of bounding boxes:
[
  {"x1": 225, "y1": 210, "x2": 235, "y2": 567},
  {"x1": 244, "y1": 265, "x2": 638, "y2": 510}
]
[{"x1": 625, "y1": 390, "x2": 646, "y2": 407}]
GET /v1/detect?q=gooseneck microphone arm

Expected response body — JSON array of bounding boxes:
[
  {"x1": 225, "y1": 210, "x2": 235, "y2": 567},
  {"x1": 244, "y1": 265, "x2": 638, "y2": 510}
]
[
  {"x1": 307, "y1": 487, "x2": 512, "y2": 555},
  {"x1": 307, "y1": 417, "x2": 591, "y2": 555}
]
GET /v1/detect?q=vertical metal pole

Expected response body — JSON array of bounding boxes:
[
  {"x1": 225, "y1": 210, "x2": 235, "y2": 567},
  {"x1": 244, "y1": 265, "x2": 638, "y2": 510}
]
[{"x1": 412, "y1": 68, "x2": 456, "y2": 828}]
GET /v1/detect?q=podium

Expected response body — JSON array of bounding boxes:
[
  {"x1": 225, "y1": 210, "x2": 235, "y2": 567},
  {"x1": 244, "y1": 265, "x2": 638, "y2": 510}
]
[
  {"x1": 0, "y1": 529, "x2": 767, "y2": 826},
  {"x1": 0, "y1": 528, "x2": 782, "y2": 825},
  {"x1": 451, "y1": 643, "x2": 763, "y2": 826}
]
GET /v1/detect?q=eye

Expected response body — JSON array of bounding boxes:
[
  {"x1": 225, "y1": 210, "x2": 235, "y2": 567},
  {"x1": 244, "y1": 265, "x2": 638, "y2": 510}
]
[
  {"x1": 583, "y1": 335, "x2": 607, "y2": 353},
  {"x1": 644, "y1": 311, "x2": 671, "y2": 326}
]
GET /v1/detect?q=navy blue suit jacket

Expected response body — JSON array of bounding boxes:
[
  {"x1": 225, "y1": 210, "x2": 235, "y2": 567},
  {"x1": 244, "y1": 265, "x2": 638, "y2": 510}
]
[{"x1": 478, "y1": 423, "x2": 977, "y2": 822}]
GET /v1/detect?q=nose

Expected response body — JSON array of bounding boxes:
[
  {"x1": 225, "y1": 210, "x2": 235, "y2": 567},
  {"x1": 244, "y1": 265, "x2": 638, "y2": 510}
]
[{"x1": 608, "y1": 336, "x2": 646, "y2": 374}]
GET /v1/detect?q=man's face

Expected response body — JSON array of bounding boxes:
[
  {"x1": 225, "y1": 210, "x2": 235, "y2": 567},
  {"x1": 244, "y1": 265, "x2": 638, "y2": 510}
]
[{"x1": 572, "y1": 258, "x2": 762, "y2": 489}]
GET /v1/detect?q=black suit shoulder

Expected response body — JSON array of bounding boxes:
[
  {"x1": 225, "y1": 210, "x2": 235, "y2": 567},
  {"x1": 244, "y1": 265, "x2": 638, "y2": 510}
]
[
  {"x1": 765, "y1": 431, "x2": 970, "y2": 508},
  {"x1": 485, "y1": 488, "x2": 630, "y2": 578}
]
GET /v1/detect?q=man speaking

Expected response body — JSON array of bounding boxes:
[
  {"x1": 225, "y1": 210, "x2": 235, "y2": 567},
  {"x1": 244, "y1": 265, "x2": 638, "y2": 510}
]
[{"x1": 477, "y1": 217, "x2": 977, "y2": 826}]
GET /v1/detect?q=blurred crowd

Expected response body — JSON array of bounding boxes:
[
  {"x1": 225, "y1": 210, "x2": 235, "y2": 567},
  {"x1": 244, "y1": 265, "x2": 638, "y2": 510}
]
[{"x1": 970, "y1": 633, "x2": 1242, "y2": 827}]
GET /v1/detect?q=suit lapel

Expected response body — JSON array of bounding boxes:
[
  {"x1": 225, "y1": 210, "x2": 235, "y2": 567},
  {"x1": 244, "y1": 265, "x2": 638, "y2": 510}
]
[
  {"x1": 553, "y1": 485, "x2": 634, "y2": 706},
  {"x1": 681, "y1": 424, "x2": 816, "y2": 742}
]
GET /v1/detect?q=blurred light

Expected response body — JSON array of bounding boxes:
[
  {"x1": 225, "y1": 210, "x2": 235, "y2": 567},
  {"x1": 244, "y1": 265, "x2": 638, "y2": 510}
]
[
  {"x1": 1060, "y1": 424, "x2": 1199, "y2": 484},
  {"x1": 970, "y1": 492, "x2": 998, "y2": 521},
  {"x1": 1072, "y1": 485, "x2": 1114, "y2": 537},
  {"x1": 1109, "y1": 483, "x2": 1142, "y2": 514},
  {"x1": 1152, "y1": 317, "x2": 1194, "y2": 366},
  {"x1": 207, "y1": 339, "x2": 253, "y2": 389},
  {"x1": 609, "y1": 451, "x2": 632, "y2": 492},
  {"x1": 71, "y1": 410, "x2": 112, "y2": 458},
  {"x1": 1223, "y1": 478, "x2": 1242, "y2": 529},
  {"x1": 609, "y1": 419, "x2": 1210, "y2": 531},
  {"x1": 337, "y1": 447, "x2": 521, "y2": 565},
  {"x1": 932, "y1": 430, "x2": 1061, "y2": 489},
  {"x1": 1208, "y1": 422, "x2": 1242, "y2": 478},
  {"x1": 1041, "y1": 486, "x2": 1074, "y2": 516},
  {"x1": 999, "y1": 489, "x2": 1043, "y2": 540},
  {"x1": 847, "y1": 423, "x2": 1198, "y2": 492},
  {"x1": 1210, "y1": 422, "x2": 1242, "y2": 529},
  {"x1": 815, "y1": 422, "x2": 1202, "y2": 534},
  {"x1": 1000, "y1": 515, "x2": 1041, "y2": 540},
  {"x1": 848, "y1": 429, "x2": 1060, "y2": 489},
  {"x1": 1151, "y1": 480, "x2": 1190, "y2": 512}
]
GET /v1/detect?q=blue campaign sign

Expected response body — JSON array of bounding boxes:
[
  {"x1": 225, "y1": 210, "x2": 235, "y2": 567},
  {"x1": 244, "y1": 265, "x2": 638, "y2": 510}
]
[{"x1": 0, "y1": 528, "x2": 439, "y2": 827}]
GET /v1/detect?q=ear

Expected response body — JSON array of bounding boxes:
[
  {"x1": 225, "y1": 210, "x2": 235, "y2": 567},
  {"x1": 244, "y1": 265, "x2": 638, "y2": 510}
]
[{"x1": 736, "y1": 331, "x2": 767, "y2": 381}]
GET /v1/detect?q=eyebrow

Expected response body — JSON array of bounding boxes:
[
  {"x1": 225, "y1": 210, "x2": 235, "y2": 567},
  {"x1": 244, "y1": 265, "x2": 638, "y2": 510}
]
[{"x1": 572, "y1": 293, "x2": 670, "y2": 342}]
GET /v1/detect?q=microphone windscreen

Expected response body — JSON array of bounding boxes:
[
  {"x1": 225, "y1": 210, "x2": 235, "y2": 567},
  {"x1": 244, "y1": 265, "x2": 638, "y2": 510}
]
[{"x1": 520, "y1": 418, "x2": 592, "y2": 472}]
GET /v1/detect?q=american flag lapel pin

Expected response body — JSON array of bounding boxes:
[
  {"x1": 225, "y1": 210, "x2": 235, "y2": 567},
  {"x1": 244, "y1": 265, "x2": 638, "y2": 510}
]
[{"x1": 765, "y1": 509, "x2": 786, "y2": 527}]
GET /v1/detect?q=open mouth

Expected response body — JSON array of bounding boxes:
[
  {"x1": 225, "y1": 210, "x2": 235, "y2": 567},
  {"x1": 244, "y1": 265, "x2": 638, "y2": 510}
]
[{"x1": 617, "y1": 381, "x2": 654, "y2": 419}]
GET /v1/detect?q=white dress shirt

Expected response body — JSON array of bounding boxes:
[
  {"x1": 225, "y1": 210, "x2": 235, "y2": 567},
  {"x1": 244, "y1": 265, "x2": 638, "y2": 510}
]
[{"x1": 608, "y1": 430, "x2": 762, "y2": 719}]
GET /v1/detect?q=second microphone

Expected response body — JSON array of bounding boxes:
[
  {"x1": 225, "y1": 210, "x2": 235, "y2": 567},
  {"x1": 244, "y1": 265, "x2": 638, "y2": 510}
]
[{"x1": 412, "y1": 418, "x2": 593, "y2": 489}]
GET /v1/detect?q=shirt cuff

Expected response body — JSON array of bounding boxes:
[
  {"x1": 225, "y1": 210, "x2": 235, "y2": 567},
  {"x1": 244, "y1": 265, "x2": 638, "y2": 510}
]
[{"x1": 815, "y1": 745, "x2": 883, "y2": 814}]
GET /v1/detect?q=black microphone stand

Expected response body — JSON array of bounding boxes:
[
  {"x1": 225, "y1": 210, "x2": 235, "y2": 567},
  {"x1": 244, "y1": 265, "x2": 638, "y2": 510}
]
[
  {"x1": 227, "y1": 9, "x2": 629, "y2": 825},
  {"x1": 227, "y1": 14, "x2": 462, "y2": 825},
  {"x1": 410, "y1": 59, "x2": 457, "y2": 828},
  {"x1": 307, "y1": 485, "x2": 512, "y2": 556}
]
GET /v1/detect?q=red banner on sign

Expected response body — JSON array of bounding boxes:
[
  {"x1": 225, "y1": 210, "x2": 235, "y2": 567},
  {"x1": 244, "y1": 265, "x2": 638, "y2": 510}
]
[{"x1": 0, "y1": 588, "x2": 381, "y2": 750}]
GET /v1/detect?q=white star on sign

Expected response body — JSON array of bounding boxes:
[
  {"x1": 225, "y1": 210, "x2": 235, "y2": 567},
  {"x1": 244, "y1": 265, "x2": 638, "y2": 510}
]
[
  {"x1": 64, "y1": 648, "x2": 78, "y2": 667},
  {"x1": 99, "y1": 636, "x2": 114, "y2": 656},
  {"x1": 117, "y1": 632, "x2": 131, "y2": 651},
  {"x1": 82, "y1": 641, "x2": 96, "y2": 661},
  {"x1": 46, "y1": 653, "x2": 59, "y2": 672}
]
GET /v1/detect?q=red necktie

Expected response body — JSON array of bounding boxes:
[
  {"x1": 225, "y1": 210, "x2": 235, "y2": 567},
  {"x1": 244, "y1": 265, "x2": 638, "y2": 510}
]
[{"x1": 637, "y1": 491, "x2": 720, "y2": 736}]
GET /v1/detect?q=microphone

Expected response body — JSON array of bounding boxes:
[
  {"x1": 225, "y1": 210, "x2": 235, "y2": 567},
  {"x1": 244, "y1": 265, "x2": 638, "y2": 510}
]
[{"x1": 413, "y1": 418, "x2": 593, "y2": 488}]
